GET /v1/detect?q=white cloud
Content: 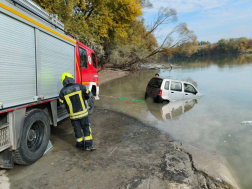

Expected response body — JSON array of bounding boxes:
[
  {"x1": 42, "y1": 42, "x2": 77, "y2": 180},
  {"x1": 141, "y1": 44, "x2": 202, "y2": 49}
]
[
  {"x1": 186, "y1": 6, "x2": 252, "y2": 42},
  {"x1": 143, "y1": 0, "x2": 252, "y2": 43}
]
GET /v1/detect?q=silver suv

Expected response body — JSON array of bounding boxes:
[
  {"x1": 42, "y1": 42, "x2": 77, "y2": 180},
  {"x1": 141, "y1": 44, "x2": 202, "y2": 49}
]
[{"x1": 145, "y1": 78, "x2": 202, "y2": 103}]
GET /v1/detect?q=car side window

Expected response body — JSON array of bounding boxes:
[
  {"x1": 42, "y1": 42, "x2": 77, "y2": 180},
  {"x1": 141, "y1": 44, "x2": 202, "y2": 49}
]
[
  {"x1": 184, "y1": 83, "x2": 196, "y2": 94},
  {"x1": 91, "y1": 53, "x2": 97, "y2": 68},
  {"x1": 171, "y1": 82, "x2": 182, "y2": 92},
  {"x1": 79, "y1": 47, "x2": 88, "y2": 68},
  {"x1": 164, "y1": 81, "x2": 170, "y2": 90}
]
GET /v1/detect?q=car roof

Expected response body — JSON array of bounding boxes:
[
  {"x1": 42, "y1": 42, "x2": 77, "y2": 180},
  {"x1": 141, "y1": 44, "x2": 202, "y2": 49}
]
[
  {"x1": 163, "y1": 78, "x2": 190, "y2": 83},
  {"x1": 151, "y1": 77, "x2": 163, "y2": 80},
  {"x1": 150, "y1": 77, "x2": 193, "y2": 84}
]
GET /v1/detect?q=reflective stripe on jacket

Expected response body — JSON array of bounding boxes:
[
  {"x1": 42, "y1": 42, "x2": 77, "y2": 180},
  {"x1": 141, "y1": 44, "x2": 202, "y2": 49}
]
[{"x1": 59, "y1": 77, "x2": 90, "y2": 120}]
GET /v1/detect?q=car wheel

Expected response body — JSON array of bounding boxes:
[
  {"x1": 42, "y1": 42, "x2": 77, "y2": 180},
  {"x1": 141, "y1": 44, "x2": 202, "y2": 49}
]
[
  {"x1": 13, "y1": 109, "x2": 50, "y2": 165},
  {"x1": 155, "y1": 97, "x2": 164, "y2": 103}
]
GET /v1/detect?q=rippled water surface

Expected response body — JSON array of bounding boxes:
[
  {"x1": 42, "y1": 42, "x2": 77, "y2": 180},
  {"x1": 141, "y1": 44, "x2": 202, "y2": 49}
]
[{"x1": 96, "y1": 55, "x2": 252, "y2": 188}]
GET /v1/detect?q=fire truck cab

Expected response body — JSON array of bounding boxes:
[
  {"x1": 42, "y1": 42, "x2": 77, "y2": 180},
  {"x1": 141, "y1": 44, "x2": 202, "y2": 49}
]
[{"x1": 75, "y1": 42, "x2": 99, "y2": 100}]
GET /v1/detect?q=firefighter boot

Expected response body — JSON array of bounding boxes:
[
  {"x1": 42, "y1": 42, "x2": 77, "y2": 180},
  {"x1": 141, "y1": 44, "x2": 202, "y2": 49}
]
[
  {"x1": 84, "y1": 139, "x2": 96, "y2": 151},
  {"x1": 76, "y1": 141, "x2": 84, "y2": 150},
  {"x1": 84, "y1": 145, "x2": 96, "y2": 151}
]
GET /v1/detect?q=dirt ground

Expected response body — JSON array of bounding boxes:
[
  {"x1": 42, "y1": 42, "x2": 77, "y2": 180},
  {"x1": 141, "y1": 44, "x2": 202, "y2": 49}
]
[
  {"x1": 0, "y1": 108, "x2": 237, "y2": 189},
  {"x1": 98, "y1": 68, "x2": 130, "y2": 85}
]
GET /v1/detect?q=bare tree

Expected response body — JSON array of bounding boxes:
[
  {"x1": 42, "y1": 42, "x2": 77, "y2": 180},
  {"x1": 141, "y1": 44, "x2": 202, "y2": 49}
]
[
  {"x1": 144, "y1": 7, "x2": 177, "y2": 38},
  {"x1": 147, "y1": 23, "x2": 196, "y2": 57},
  {"x1": 109, "y1": 6, "x2": 196, "y2": 69},
  {"x1": 121, "y1": 23, "x2": 196, "y2": 69}
]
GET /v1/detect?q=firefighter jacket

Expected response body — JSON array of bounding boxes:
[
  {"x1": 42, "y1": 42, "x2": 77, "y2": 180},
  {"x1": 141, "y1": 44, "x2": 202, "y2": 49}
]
[{"x1": 59, "y1": 76, "x2": 90, "y2": 120}]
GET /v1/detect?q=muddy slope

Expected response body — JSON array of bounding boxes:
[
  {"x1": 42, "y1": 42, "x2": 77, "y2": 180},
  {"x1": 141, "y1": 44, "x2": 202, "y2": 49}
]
[
  {"x1": 4, "y1": 108, "x2": 236, "y2": 189},
  {"x1": 98, "y1": 68, "x2": 129, "y2": 85}
]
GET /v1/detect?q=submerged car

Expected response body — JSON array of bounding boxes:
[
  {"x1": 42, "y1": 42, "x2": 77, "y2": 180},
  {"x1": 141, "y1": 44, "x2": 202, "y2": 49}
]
[{"x1": 145, "y1": 78, "x2": 202, "y2": 103}]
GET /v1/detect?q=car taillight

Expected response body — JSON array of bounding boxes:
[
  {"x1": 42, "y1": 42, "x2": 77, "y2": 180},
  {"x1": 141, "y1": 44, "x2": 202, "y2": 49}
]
[
  {"x1": 158, "y1": 89, "x2": 162, "y2": 97},
  {"x1": 146, "y1": 86, "x2": 148, "y2": 92}
]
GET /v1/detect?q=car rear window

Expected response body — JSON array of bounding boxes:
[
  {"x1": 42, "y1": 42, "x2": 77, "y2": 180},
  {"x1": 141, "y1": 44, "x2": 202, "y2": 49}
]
[{"x1": 148, "y1": 78, "x2": 163, "y2": 88}]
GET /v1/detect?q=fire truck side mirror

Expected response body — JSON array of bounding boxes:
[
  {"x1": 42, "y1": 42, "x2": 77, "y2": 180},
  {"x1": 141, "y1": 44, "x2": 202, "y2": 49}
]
[{"x1": 98, "y1": 64, "x2": 104, "y2": 73}]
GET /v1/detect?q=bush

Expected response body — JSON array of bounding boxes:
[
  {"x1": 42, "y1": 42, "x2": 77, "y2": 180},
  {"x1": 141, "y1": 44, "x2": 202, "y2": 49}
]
[{"x1": 106, "y1": 45, "x2": 156, "y2": 68}]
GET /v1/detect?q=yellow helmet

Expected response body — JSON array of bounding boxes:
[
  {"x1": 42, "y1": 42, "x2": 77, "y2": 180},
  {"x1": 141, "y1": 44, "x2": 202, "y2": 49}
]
[{"x1": 61, "y1": 72, "x2": 74, "y2": 83}]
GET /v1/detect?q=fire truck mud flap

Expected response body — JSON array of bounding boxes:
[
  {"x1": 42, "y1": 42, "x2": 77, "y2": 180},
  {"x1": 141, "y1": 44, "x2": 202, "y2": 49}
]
[{"x1": 0, "y1": 149, "x2": 14, "y2": 169}]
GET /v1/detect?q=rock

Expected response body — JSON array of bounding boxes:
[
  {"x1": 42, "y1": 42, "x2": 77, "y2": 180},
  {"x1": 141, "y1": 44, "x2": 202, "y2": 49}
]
[{"x1": 215, "y1": 178, "x2": 223, "y2": 183}]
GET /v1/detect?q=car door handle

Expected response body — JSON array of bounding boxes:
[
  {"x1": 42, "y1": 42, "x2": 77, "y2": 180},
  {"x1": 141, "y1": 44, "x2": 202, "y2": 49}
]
[
  {"x1": 185, "y1": 94, "x2": 188, "y2": 95},
  {"x1": 171, "y1": 92, "x2": 174, "y2": 93}
]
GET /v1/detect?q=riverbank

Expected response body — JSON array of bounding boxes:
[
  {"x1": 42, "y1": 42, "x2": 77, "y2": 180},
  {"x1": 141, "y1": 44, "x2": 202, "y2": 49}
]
[
  {"x1": 0, "y1": 108, "x2": 238, "y2": 189},
  {"x1": 99, "y1": 68, "x2": 130, "y2": 85},
  {"x1": 168, "y1": 50, "x2": 252, "y2": 60},
  {"x1": 98, "y1": 64, "x2": 176, "y2": 85}
]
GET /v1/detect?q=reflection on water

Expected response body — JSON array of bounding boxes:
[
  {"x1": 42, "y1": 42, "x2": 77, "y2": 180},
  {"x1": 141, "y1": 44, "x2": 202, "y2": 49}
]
[
  {"x1": 97, "y1": 54, "x2": 252, "y2": 189},
  {"x1": 146, "y1": 98, "x2": 199, "y2": 121}
]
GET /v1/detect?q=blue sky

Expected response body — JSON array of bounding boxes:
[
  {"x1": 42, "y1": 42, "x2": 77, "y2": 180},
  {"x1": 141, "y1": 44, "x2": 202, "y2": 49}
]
[{"x1": 142, "y1": 0, "x2": 252, "y2": 43}]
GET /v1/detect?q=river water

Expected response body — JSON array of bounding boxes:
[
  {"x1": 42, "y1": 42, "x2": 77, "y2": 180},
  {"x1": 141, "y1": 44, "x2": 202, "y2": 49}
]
[{"x1": 96, "y1": 55, "x2": 252, "y2": 189}]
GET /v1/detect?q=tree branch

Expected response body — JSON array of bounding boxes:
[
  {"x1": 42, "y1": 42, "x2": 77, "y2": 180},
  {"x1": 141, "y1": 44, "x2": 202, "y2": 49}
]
[
  {"x1": 85, "y1": 7, "x2": 94, "y2": 20},
  {"x1": 144, "y1": 7, "x2": 177, "y2": 38}
]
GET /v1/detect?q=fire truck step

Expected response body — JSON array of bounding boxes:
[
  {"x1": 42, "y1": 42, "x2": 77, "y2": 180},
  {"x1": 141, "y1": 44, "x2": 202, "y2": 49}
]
[
  {"x1": 0, "y1": 123, "x2": 10, "y2": 152},
  {"x1": 57, "y1": 107, "x2": 69, "y2": 122}
]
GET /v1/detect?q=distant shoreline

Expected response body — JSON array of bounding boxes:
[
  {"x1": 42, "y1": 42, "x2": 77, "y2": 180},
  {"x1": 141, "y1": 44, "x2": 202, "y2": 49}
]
[{"x1": 170, "y1": 51, "x2": 252, "y2": 60}]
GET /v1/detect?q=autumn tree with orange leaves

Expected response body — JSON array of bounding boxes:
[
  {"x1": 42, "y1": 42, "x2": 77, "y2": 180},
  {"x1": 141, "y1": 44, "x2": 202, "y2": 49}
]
[{"x1": 33, "y1": 0, "x2": 197, "y2": 69}]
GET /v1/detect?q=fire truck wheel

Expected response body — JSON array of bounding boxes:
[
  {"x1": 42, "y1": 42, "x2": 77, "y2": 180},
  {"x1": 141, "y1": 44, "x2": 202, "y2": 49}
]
[
  {"x1": 13, "y1": 109, "x2": 50, "y2": 165},
  {"x1": 88, "y1": 92, "x2": 94, "y2": 115}
]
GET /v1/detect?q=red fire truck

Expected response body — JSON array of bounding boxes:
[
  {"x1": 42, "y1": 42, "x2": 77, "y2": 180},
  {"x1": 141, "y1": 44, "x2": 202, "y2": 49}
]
[{"x1": 0, "y1": 0, "x2": 100, "y2": 168}]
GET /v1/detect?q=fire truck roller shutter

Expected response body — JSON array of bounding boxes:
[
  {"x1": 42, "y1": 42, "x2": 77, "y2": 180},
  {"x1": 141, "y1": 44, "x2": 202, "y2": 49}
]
[
  {"x1": 0, "y1": 12, "x2": 36, "y2": 109},
  {"x1": 37, "y1": 31, "x2": 75, "y2": 100}
]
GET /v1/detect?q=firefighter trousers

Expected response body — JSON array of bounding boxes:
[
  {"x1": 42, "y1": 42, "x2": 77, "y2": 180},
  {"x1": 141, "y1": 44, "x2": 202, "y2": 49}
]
[{"x1": 71, "y1": 116, "x2": 93, "y2": 147}]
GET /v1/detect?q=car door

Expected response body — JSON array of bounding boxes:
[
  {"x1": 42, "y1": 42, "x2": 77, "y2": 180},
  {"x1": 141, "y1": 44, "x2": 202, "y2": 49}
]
[
  {"x1": 168, "y1": 81, "x2": 184, "y2": 101},
  {"x1": 162, "y1": 80, "x2": 170, "y2": 100},
  {"x1": 183, "y1": 83, "x2": 198, "y2": 99}
]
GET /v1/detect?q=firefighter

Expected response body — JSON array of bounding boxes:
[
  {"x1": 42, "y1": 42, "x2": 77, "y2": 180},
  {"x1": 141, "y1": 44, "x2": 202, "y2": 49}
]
[{"x1": 59, "y1": 72, "x2": 96, "y2": 151}]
